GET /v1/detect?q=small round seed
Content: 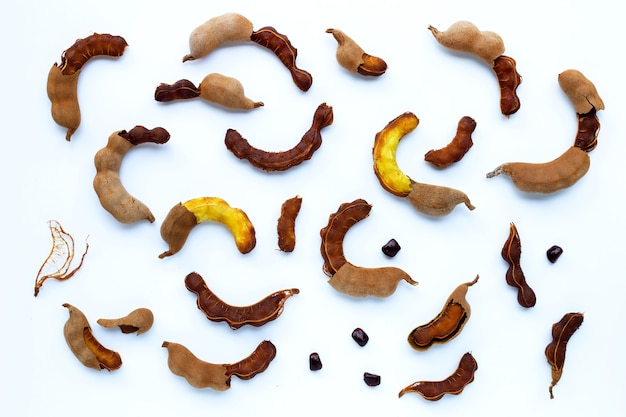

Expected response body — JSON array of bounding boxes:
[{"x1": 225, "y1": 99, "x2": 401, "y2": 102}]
[
  {"x1": 546, "y1": 245, "x2": 564, "y2": 263},
  {"x1": 351, "y1": 328, "x2": 369, "y2": 346},
  {"x1": 381, "y1": 238, "x2": 401, "y2": 257}
]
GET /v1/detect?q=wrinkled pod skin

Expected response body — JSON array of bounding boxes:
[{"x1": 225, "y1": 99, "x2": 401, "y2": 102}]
[
  {"x1": 326, "y1": 28, "x2": 387, "y2": 76},
  {"x1": 183, "y1": 13, "x2": 254, "y2": 62},
  {"x1": 97, "y1": 307, "x2": 154, "y2": 335}
]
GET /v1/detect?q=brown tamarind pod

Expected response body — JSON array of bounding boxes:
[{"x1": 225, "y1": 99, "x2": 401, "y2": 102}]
[
  {"x1": 97, "y1": 307, "x2": 154, "y2": 335},
  {"x1": 277, "y1": 195, "x2": 302, "y2": 252},
  {"x1": 493, "y1": 55, "x2": 522, "y2": 117},
  {"x1": 224, "y1": 340, "x2": 277, "y2": 380},
  {"x1": 399, "y1": 352, "x2": 478, "y2": 401},
  {"x1": 58, "y1": 33, "x2": 128, "y2": 76},
  {"x1": 408, "y1": 275, "x2": 479, "y2": 351},
  {"x1": 184, "y1": 272, "x2": 299, "y2": 329},
  {"x1": 154, "y1": 79, "x2": 201, "y2": 102},
  {"x1": 250, "y1": 26, "x2": 313, "y2": 92},
  {"x1": 545, "y1": 312, "x2": 584, "y2": 399},
  {"x1": 501, "y1": 222, "x2": 536, "y2": 308},
  {"x1": 424, "y1": 116, "x2": 476, "y2": 168},
  {"x1": 326, "y1": 28, "x2": 387, "y2": 76}
]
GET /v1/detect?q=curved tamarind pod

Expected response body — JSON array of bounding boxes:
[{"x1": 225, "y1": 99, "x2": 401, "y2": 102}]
[
  {"x1": 93, "y1": 126, "x2": 170, "y2": 224},
  {"x1": 408, "y1": 275, "x2": 479, "y2": 351},
  {"x1": 159, "y1": 196, "x2": 256, "y2": 258},
  {"x1": 545, "y1": 312, "x2": 584, "y2": 399},
  {"x1": 182, "y1": 13, "x2": 254, "y2": 62},
  {"x1": 486, "y1": 146, "x2": 590, "y2": 194},
  {"x1": 62, "y1": 303, "x2": 122, "y2": 371},
  {"x1": 185, "y1": 272, "x2": 300, "y2": 329},
  {"x1": 558, "y1": 69, "x2": 604, "y2": 115},
  {"x1": 501, "y1": 222, "x2": 536, "y2": 308},
  {"x1": 424, "y1": 116, "x2": 476, "y2": 168},
  {"x1": 326, "y1": 28, "x2": 387, "y2": 76},
  {"x1": 320, "y1": 199, "x2": 417, "y2": 298},
  {"x1": 224, "y1": 102, "x2": 333, "y2": 171},
  {"x1": 399, "y1": 352, "x2": 478, "y2": 401},
  {"x1": 57, "y1": 33, "x2": 128, "y2": 76},
  {"x1": 277, "y1": 195, "x2": 302, "y2": 252},
  {"x1": 224, "y1": 340, "x2": 277, "y2": 380},
  {"x1": 428, "y1": 21, "x2": 504, "y2": 64},
  {"x1": 161, "y1": 341, "x2": 231, "y2": 390},
  {"x1": 406, "y1": 181, "x2": 475, "y2": 216},
  {"x1": 97, "y1": 307, "x2": 154, "y2": 335},
  {"x1": 250, "y1": 26, "x2": 313, "y2": 92},
  {"x1": 154, "y1": 79, "x2": 201, "y2": 102}
]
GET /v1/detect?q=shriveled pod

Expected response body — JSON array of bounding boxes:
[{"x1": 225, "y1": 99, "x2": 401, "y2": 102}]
[
  {"x1": 93, "y1": 126, "x2": 170, "y2": 224},
  {"x1": 183, "y1": 13, "x2": 254, "y2": 62},
  {"x1": 277, "y1": 195, "x2": 303, "y2": 252},
  {"x1": 97, "y1": 308, "x2": 154, "y2": 335},
  {"x1": 185, "y1": 272, "x2": 299, "y2": 329},
  {"x1": 326, "y1": 28, "x2": 387, "y2": 76},
  {"x1": 424, "y1": 116, "x2": 476, "y2": 168},
  {"x1": 320, "y1": 199, "x2": 417, "y2": 298},
  {"x1": 62, "y1": 303, "x2": 122, "y2": 371},
  {"x1": 154, "y1": 73, "x2": 263, "y2": 110},
  {"x1": 408, "y1": 275, "x2": 479, "y2": 351}
]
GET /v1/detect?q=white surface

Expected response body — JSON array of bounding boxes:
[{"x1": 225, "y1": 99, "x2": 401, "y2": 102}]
[{"x1": 3, "y1": 0, "x2": 625, "y2": 415}]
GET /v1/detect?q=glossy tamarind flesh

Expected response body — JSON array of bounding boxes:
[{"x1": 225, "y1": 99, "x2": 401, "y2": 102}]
[
  {"x1": 277, "y1": 195, "x2": 302, "y2": 252},
  {"x1": 424, "y1": 116, "x2": 476, "y2": 168},
  {"x1": 545, "y1": 312, "x2": 583, "y2": 399},
  {"x1": 501, "y1": 222, "x2": 536, "y2": 308}
]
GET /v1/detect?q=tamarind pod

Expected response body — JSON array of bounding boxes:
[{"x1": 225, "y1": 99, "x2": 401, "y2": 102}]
[
  {"x1": 493, "y1": 55, "x2": 522, "y2": 117},
  {"x1": 501, "y1": 223, "x2": 536, "y2": 308},
  {"x1": 326, "y1": 28, "x2": 387, "y2": 76},
  {"x1": 424, "y1": 116, "x2": 476, "y2": 168},
  {"x1": 545, "y1": 312, "x2": 584, "y2": 399},
  {"x1": 320, "y1": 199, "x2": 372, "y2": 276},
  {"x1": 198, "y1": 73, "x2": 264, "y2": 110},
  {"x1": 406, "y1": 181, "x2": 475, "y2": 216},
  {"x1": 399, "y1": 352, "x2": 478, "y2": 401},
  {"x1": 154, "y1": 79, "x2": 201, "y2": 102},
  {"x1": 93, "y1": 127, "x2": 170, "y2": 224},
  {"x1": 408, "y1": 275, "x2": 479, "y2": 351},
  {"x1": 486, "y1": 146, "x2": 590, "y2": 194},
  {"x1": 224, "y1": 340, "x2": 277, "y2": 380},
  {"x1": 184, "y1": 272, "x2": 300, "y2": 329},
  {"x1": 97, "y1": 307, "x2": 154, "y2": 335},
  {"x1": 277, "y1": 195, "x2": 302, "y2": 252},
  {"x1": 182, "y1": 13, "x2": 254, "y2": 62},
  {"x1": 574, "y1": 110, "x2": 600, "y2": 152},
  {"x1": 46, "y1": 65, "x2": 80, "y2": 141},
  {"x1": 558, "y1": 69, "x2": 604, "y2": 114},
  {"x1": 328, "y1": 262, "x2": 417, "y2": 298},
  {"x1": 159, "y1": 197, "x2": 256, "y2": 258},
  {"x1": 82, "y1": 327, "x2": 123, "y2": 371},
  {"x1": 250, "y1": 26, "x2": 313, "y2": 92},
  {"x1": 224, "y1": 102, "x2": 333, "y2": 171},
  {"x1": 428, "y1": 21, "x2": 504, "y2": 64},
  {"x1": 161, "y1": 341, "x2": 231, "y2": 391},
  {"x1": 58, "y1": 33, "x2": 128, "y2": 76}
]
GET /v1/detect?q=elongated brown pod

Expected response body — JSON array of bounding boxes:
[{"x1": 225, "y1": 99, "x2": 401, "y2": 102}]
[
  {"x1": 250, "y1": 26, "x2": 313, "y2": 92},
  {"x1": 184, "y1": 272, "x2": 299, "y2": 329},
  {"x1": 326, "y1": 28, "x2": 387, "y2": 76},
  {"x1": 225, "y1": 102, "x2": 333, "y2": 171},
  {"x1": 399, "y1": 352, "x2": 478, "y2": 401},
  {"x1": 501, "y1": 222, "x2": 536, "y2": 308},
  {"x1": 58, "y1": 33, "x2": 128, "y2": 75},
  {"x1": 224, "y1": 340, "x2": 277, "y2": 380},
  {"x1": 545, "y1": 312, "x2": 584, "y2": 399},
  {"x1": 408, "y1": 275, "x2": 479, "y2": 351},
  {"x1": 97, "y1": 307, "x2": 154, "y2": 335},
  {"x1": 277, "y1": 195, "x2": 302, "y2": 252},
  {"x1": 424, "y1": 116, "x2": 476, "y2": 168}
]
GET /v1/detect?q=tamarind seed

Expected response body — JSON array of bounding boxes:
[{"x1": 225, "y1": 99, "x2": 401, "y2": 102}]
[
  {"x1": 351, "y1": 328, "x2": 369, "y2": 346},
  {"x1": 546, "y1": 245, "x2": 563, "y2": 263},
  {"x1": 381, "y1": 238, "x2": 401, "y2": 257},
  {"x1": 363, "y1": 372, "x2": 381, "y2": 386},
  {"x1": 309, "y1": 352, "x2": 323, "y2": 371}
]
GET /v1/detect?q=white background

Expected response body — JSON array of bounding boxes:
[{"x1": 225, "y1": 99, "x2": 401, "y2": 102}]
[{"x1": 3, "y1": 0, "x2": 625, "y2": 415}]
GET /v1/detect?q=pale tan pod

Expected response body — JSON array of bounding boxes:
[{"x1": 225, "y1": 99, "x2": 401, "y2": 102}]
[
  {"x1": 558, "y1": 69, "x2": 605, "y2": 114},
  {"x1": 326, "y1": 28, "x2": 365, "y2": 72},
  {"x1": 406, "y1": 181, "x2": 475, "y2": 216},
  {"x1": 97, "y1": 308, "x2": 154, "y2": 335},
  {"x1": 428, "y1": 21, "x2": 505, "y2": 64},
  {"x1": 183, "y1": 13, "x2": 254, "y2": 62},
  {"x1": 62, "y1": 303, "x2": 102, "y2": 370},
  {"x1": 328, "y1": 262, "x2": 418, "y2": 298},
  {"x1": 162, "y1": 341, "x2": 231, "y2": 391},
  {"x1": 47, "y1": 64, "x2": 81, "y2": 141},
  {"x1": 198, "y1": 73, "x2": 263, "y2": 109}
]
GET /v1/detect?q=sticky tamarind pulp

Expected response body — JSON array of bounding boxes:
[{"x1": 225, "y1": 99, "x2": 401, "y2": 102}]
[
  {"x1": 424, "y1": 116, "x2": 476, "y2": 168},
  {"x1": 277, "y1": 195, "x2": 302, "y2": 252},
  {"x1": 154, "y1": 79, "x2": 201, "y2": 101},
  {"x1": 58, "y1": 33, "x2": 128, "y2": 76},
  {"x1": 574, "y1": 111, "x2": 600, "y2": 152},
  {"x1": 501, "y1": 223, "x2": 536, "y2": 308},
  {"x1": 184, "y1": 272, "x2": 299, "y2": 329},
  {"x1": 224, "y1": 340, "x2": 277, "y2": 380},
  {"x1": 493, "y1": 55, "x2": 522, "y2": 116},
  {"x1": 82, "y1": 327, "x2": 123, "y2": 370},
  {"x1": 250, "y1": 26, "x2": 313, "y2": 92},
  {"x1": 319, "y1": 199, "x2": 417, "y2": 298},
  {"x1": 224, "y1": 102, "x2": 333, "y2": 171},
  {"x1": 408, "y1": 275, "x2": 479, "y2": 351},
  {"x1": 399, "y1": 352, "x2": 478, "y2": 401},
  {"x1": 545, "y1": 312, "x2": 583, "y2": 399}
]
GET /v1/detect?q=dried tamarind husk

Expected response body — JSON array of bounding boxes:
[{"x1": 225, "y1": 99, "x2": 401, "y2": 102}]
[
  {"x1": 406, "y1": 181, "x2": 475, "y2": 216},
  {"x1": 34, "y1": 220, "x2": 88, "y2": 297},
  {"x1": 545, "y1": 312, "x2": 584, "y2": 399},
  {"x1": 500, "y1": 223, "x2": 536, "y2": 308},
  {"x1": 183, "y1": 13, "x2": 254, "y2": 62},
  {"x1": 224, "y1": 102, "x2": 333, "y2": 171},
  {"x1": 319, "y1": 199, "x2": 417, "y2": 298},
  {"x1": 424, "y1": 116, "x2": 476, "y2": 168},
  {"x1": 408, "y1": 275, "x2": 479, "y2": 351},
  {"x1": 184, "y1": 272, "x2": 299, "y2": 329},
  {"x1": 277, "y1": 195, "x2": 302, "y2": 252},
  {"x1": 399, "y1": 352, "x2": 478, "y2": 401},
  {"x1": 97, "y1": 308, "x2": 154, "y2": 335},
  {"x1": 326, "y1": 28, "x2": 387, "y2": 76}
]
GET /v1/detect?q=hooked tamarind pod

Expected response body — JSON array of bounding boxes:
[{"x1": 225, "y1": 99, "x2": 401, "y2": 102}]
[
  {"x1": 93, "y1": 126, "x2": 170, "y2": 224},
  {"x1": 182, "y1": 13, "x2": 254, "y2": 62},
  {"x1": 500, "y1": 222, "x2": 536, "y2": 308},
  {"x1": 224, "y1": 340, "x2": 277, "y2": 380},
  {"x1": 320, "y1": 199, "x2": 417, "y2": 298},
  {"x1": 224, "y1": 102, "x2": 333, "y2": 171},
  {"x1": 493, "y1": 55, "x2": 522, "y2": 116},
  {"x1": 159, "y1": 196, "x2": 256, "y2": 258},
  {"x1": 545, "y1": 312, "x2": 584, "y2": 399},
  {"x1": 62, "y1": 303, "x2": 122, "y2": 371},
  {"x1": 486, "y1": 146, "x2": 590, "y2": 194},
  {"x1": 408, "y1": 275, "x2": 479, "y2": 351},
  {"x1": 57, "y1": 33, "x2": 128, "y2": 76},
  {"x1": 558, "y1": 69, "x2": 604, "y2": 115},
  {"x1": 277, "y1": 195, "x2": 302, "y2": 252},
  {"x1": 424, "y1": 116, "x2": 476, "y2": 168},
  {"x1": 250, "y1": 26, "x2": 313, "y2": 92},
  {"x1": 373, "y1": 112, "x2": 475, "y2": 215},
  {"x1": 326, "y1": 28, "x2": 387, "y2": 76},
  {"x1": 184, "y1": 272, "x2": 300, "y2": 329},
  {"x1": 398, "y1": 352, "x2": 478, "y2": 401},
  {"x1": 154, "y1": 79, "x2": 201, "y2": 102},
  {"x1": 97, "y1": 307, "x2": 154, "y2": 335}
]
